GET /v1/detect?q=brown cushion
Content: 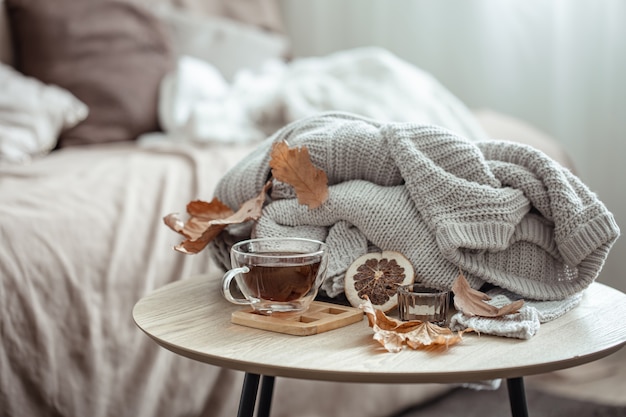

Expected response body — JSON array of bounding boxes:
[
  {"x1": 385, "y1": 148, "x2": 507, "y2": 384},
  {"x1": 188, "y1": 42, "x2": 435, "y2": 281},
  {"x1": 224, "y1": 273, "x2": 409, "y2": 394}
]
[
  {"x1": 6, "y1": 0, "x2": 174, "y2": 147},
  {"x1": 0, "y1": 0, "x2": 13, "y2": 65}
]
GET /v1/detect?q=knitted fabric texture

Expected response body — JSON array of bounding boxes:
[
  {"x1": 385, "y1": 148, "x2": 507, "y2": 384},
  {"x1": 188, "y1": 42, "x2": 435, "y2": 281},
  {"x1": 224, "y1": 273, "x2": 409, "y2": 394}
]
[
  {"x1": 449, "y1": 288, "x2": 583, "y2": 339},
  {"x1": 210, "y1": 112, "x2": 620, "y2": 303}
]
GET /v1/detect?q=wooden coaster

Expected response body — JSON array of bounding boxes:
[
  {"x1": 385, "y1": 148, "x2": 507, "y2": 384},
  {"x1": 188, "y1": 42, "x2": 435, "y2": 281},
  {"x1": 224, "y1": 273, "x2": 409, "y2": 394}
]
[{"x1": 231, "y1": 301, "x2": 364, "y2": 336}]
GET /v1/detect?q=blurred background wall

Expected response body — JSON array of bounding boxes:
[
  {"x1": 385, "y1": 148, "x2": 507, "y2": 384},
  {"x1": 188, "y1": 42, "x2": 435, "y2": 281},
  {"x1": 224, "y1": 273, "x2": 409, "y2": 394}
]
[{"x1": 278, "y1": 0, "x2": 626, "y2": 292}]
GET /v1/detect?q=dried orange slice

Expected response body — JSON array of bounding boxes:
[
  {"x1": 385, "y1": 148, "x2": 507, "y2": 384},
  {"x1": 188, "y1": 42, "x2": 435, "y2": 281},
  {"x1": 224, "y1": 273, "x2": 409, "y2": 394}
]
[{"x1": 344, "y1": 251, "x2": 415, "y2": 312}]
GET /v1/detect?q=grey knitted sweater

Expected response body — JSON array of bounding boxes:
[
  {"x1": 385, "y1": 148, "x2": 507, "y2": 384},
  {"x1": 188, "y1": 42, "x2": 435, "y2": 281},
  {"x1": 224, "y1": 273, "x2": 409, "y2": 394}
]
[{"x1": 210, "y1": 112, "x2": 620, "y2": 302}]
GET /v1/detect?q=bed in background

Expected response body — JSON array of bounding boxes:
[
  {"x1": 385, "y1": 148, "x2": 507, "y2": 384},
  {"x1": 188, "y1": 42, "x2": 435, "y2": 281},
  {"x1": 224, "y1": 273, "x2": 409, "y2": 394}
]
[{"x1": 0, "y1": 1, "x2": 577, "y2": 417}]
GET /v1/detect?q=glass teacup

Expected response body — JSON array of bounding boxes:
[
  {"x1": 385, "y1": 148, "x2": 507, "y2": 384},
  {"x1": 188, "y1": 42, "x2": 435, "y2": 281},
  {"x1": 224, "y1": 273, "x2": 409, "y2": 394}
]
[{"x1": 222, "y1": 237, "x2": 328, "y2": 315}]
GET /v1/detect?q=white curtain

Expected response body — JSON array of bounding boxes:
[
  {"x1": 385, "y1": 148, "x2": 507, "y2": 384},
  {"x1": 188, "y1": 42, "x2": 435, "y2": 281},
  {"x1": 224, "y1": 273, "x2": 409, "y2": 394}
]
[{"x1": 278, "y1": 0, "x2": 626, "y2": 292}]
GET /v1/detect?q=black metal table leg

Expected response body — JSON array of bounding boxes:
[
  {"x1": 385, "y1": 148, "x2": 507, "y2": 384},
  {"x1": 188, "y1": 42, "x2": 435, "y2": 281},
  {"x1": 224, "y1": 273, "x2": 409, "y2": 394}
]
[
  {"x1": 507, "y1": 377, "x2": 529, "y2": 417},
  {"x1": 256, "y1": 375, "x2": 276, "y2": 417},
  {"x1": 237, "y1": 373, "x2": 261, "y2": 417}
]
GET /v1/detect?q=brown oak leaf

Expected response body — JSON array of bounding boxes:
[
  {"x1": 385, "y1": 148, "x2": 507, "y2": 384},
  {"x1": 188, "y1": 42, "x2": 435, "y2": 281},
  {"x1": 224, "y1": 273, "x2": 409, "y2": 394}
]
[
  {"x1": 164, "y1": 181, "x2": 271, "y2": 254},
  {"x1": 269, "y1": 140, "x2": 328, "y2": 209},
  {"x1": 359, "y1": 296, "x2": 472, "y2": 353},
  {"x1": 451, "y1": 271, "x2": 524, "y2": 317}
]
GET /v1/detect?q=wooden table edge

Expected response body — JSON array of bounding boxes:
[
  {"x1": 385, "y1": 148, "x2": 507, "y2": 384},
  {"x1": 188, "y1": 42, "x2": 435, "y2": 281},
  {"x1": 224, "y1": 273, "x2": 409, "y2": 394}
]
[
  {"x1": 133, "y1": 276, "x2": 626, "y2": 384},
  {"x1": 136, "y1": 326, "x2": 625, "y2": 384}
]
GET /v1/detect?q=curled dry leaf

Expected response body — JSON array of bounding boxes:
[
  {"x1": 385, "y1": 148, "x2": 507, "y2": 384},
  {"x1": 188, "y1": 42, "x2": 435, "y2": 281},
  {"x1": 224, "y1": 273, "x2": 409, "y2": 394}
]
[
  {"x1": 269, "y1": 140, "x2": 328, "y2": 209},
  {"x1": 359, "y1": 296, "x2": 472, "y2": 353},
  {"x1": 451, "y1": 271, "x2": 524, "y2": 317},
  {"x1": 164, "y1": 199, "x2": 235, "y2": 240},
  {"x1": 164, "y1": 181, "x2": 272, "y2": 254}
]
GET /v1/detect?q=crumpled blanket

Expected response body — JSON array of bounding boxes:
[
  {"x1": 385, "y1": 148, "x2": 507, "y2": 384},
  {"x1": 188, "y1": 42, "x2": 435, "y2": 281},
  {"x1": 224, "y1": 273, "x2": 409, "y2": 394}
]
[
  {"x1": 148, "y1": 47, "x2": 488, "y2": 145},
  {"x1": 210, "y1": 112, "x2": 620, "y2": 312}
]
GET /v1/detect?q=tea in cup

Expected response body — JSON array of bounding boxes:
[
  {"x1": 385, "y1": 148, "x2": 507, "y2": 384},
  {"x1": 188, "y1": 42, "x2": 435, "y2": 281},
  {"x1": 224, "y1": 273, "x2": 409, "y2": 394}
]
[{"x1": 221, "y1": 237, "x2": 328, "y2": 315}]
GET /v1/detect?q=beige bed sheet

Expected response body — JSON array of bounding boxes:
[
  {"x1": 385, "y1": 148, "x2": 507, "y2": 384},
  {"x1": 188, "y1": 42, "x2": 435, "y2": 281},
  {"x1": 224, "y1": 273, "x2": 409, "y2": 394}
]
[{"x1": 0, "y1": 140, "x2": 449, "y2": 417}]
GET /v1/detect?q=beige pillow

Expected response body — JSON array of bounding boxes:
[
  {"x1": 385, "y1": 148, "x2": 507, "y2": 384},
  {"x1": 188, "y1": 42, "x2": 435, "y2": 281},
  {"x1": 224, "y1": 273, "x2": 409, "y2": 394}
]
[
  {"x1": 5, "y1": 0, "x2": 174, "y2": 147},
  {"x1": 154, "y1": 5, "x2": 289, "y2": 80},
  {"x1": 0, "y1": 63, "x2": 88, "y2": 162}
]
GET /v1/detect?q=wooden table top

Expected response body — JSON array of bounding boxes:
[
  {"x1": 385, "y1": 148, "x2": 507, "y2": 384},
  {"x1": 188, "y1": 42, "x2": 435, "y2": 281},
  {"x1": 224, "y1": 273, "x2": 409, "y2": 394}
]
[{"x1": 133, "y1": 271, "x2": 626, "y2": 384}]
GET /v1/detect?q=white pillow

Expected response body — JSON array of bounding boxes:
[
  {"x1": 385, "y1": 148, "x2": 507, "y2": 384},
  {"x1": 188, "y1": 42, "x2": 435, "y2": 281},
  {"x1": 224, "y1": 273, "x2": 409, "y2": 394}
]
[
  {"x1": 153, "y1": 5, "x2": 290, "y2": 81},
  {"x1": 0, "y1": 63, "x2": 88, "y2": 163}
]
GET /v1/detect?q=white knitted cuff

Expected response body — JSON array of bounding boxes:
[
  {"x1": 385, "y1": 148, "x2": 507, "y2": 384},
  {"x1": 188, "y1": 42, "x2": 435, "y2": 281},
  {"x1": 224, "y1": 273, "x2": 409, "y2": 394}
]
[
  {"x1": 449, "y1": 288, "x2": 583, "y2": 339},
  {"x1": 450, "y1": 302, "x2": 540, "y2": 340},
  {"x1": 526, "y1": 291, "x2": 583, "y2": 323}
]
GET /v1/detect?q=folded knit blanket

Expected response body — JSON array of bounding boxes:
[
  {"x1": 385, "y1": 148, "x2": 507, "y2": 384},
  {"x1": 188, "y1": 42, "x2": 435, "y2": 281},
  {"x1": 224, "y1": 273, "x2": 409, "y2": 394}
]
[{"x1": 210, "y1": 112, "x2": 620, "y2": 309}]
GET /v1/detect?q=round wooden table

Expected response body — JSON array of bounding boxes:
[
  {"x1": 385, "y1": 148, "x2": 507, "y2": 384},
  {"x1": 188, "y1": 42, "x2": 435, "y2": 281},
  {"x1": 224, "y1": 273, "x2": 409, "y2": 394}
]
[{"x1": 133, "y1": 272, "x2": 626, "y2": 417}]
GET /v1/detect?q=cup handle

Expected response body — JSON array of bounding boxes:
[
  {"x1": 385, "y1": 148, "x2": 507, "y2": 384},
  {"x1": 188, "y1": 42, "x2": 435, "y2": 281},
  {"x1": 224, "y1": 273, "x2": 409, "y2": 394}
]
[{"x1": 222, "y1": 266, "x2": 251, "y2": 305}]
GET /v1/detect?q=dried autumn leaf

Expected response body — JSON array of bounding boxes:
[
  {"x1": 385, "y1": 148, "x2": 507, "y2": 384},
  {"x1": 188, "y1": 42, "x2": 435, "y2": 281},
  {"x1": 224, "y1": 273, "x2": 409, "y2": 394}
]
[
  {"x1": 451, "y1": 271, "x2": 524, "y2": 317},
  {"x1": 359, "y1": 296, "x2": 471, "y2": 353},
  {"x1": 269, "y1": 140, "x2": 328, "y2": 209},
  {"x1": 164, "y1": 181, "x2": 271, "y2": 254},
  {"x1": 163, "y1": 213, "x2": 186, "y2": 234},
  {"x1": 164, "y1": 198, "x2": 235, "y2": 241},
  {"x1": 187, "y1": 199, "x2": 234, "y2": 220}
]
